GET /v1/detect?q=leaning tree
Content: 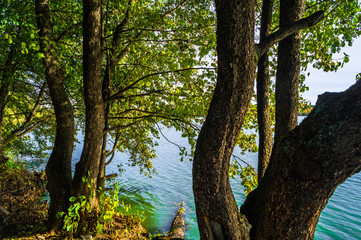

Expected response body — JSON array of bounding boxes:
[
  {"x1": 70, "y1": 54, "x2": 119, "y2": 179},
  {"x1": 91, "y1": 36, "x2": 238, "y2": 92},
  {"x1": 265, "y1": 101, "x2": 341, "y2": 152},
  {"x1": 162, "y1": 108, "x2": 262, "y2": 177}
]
[{"x1": 193, "y1": 0, "x2": 361, "y2": 239}]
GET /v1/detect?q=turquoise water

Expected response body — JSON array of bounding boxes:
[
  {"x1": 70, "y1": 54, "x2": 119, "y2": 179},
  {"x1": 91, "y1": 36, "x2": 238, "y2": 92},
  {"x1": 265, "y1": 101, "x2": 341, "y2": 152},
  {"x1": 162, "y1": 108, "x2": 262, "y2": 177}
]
[{"x1": 84, "y1": 125, "x2": 361, "y2": 239}]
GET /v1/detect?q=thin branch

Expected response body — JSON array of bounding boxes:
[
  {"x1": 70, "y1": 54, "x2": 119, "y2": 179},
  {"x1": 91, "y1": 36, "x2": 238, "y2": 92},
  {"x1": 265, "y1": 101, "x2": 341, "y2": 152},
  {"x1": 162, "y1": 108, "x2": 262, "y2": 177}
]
[
  {"x1": 104, "y1": 121, "x2": 142, "y2": 133},
  {"x1": 163, "y1": 0, "x2": 188, "y2": 18},
  {"x1": 5, "y1": 116, "x2": 53, "y2": 143},
  {"x1": 256, "y1": 10, "x2": 324, "y2": 57},
  {"x1": 55, "y1": 22, "x2": 82, "y2": 42},
  {"x1": 105, "y1": 67, "x2": 216, "y2": 104},
  {"x1": 155, "y1": 122, "x2": 184, "y2": 152},
  {"x1": 105, "y1": 131, "x2": 121, "y2": 166},
  {"x1": 110, "y1": 108, "x2": 159, "y2": 116},
  {"x1": 132, "y1": 38, "x2": 196, "y2": 43},
  {"x1": 5, "y1": 83, "x2": 48, "y2": 144},
  {"x1": 107, "y1": 90, "x2": 164, "y2": 102},
  {"x1": 232, "y1": 154, "x2": 253, "y2": 168}
]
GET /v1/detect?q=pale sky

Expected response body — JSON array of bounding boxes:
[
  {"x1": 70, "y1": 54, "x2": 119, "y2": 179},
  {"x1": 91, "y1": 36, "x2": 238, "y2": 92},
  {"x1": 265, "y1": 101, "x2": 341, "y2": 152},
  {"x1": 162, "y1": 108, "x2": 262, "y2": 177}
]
[{"x1": 302, "y1": 37, "x2": 361, "y2": 104}]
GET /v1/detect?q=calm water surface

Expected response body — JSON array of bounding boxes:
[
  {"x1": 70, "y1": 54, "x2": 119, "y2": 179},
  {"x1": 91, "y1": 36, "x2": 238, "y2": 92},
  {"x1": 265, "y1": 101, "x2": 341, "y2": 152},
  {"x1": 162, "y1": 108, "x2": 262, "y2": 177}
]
[{"x1": 67, "y1": 125, "x2": 361, "y2": 240}]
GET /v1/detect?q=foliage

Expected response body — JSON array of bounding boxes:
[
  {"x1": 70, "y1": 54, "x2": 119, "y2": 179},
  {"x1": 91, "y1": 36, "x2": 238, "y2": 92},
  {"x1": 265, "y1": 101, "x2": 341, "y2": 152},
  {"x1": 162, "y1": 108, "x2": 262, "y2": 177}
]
[
  {"x1": 57, "y1": 195, "x2": 91, "y2": 236},
  {"x1": 57, "y1": 178, "x2": 146, "y2": 239},
  {"x1": 229, "y1": 159, "x2": 258, "y2": 196},
  {"x1": 239, "y1": 166, "x2": 258, "y2": 196},
  {"x1": 232, "y1": 0, "x2": 361, "y2": 194},
  {"x1": 0, "y1": 0, "x2": 56, "y2": 158}
]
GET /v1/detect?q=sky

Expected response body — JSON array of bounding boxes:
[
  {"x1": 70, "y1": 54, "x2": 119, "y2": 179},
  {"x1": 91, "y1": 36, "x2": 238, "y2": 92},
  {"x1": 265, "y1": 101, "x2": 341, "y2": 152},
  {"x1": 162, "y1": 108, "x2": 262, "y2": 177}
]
[{"x1": 301, "y1": 37, "x2": 361, "y2": 104}]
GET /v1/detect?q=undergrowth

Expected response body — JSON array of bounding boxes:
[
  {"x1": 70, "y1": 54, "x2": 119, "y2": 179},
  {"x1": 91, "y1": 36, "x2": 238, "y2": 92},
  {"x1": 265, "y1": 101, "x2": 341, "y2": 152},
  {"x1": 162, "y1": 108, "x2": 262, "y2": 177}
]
[{"x1": 0, "y1": 158, "x2": 47, "y2": 238}]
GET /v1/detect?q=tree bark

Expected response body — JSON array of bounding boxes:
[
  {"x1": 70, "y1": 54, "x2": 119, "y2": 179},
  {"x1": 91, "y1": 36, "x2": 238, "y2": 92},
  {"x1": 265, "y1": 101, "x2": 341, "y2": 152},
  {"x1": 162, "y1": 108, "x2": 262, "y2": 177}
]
[
  {"x1": 0, "y1": 48, "x2": 16, "y2": 164},
  {"x1": 72, "y1": 0, "x2": 104, "y2": 200},
  {"x1": 0, "y1": 79, "x2": 10, "y2": 164},
  {"x1": 242, "y1": 80, "x2": 361, "y2": 239},
  {"x1": 192, "y1": 0, "x2": 256, "y2": 239},
  {"x1": 274, "y1": 0, "x2": 305, "y2": 144},
  {"x1": 35, "y1": 0, "x2": 75, "y2": 231},
  {"x1": 257, "y1": 0, "x2": 274, "y2": 180}
]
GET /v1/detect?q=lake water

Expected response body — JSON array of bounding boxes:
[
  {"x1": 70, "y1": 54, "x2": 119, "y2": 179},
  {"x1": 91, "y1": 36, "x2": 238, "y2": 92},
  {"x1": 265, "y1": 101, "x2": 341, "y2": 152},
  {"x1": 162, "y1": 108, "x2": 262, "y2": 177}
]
[{"x1": 68, "y1": 124, "x2": 361, "y2": 239}]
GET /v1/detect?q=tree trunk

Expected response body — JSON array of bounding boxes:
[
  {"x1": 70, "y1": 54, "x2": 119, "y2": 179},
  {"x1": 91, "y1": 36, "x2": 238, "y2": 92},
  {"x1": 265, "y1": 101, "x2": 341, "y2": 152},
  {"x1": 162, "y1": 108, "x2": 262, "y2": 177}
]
[
  {"x1": 257, "y1": 0, "x2": 274, "y2": 180},
  {"x1": 0, "y1": 48, "x2": 16, "y2": 164},
  {"x1": 274, "y1": 0, "x2": 305, "y2": 144},
  {"x1": 72, "y1": 0, "x2": 104, "y2": 200},
  {"x1": 97, "y1": 57, "x2": 114, "y2": 192},
  {"x1": 192, "y1": 0, "x2": 256, "y2": 239},
  {"x1": 242, "y1": 80, "x2": 361, "y2": 239},
  {"x1": 35, "y1": 0, "x2": 75, "y2": 231},
  {"x1": 0, "y1": 80, "x2": 10, "y2": 164}
]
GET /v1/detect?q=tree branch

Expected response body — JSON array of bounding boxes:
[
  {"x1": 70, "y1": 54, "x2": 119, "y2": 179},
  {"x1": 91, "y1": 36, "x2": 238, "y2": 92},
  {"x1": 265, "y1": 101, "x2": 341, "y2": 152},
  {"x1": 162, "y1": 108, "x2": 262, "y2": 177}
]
[
  {"x1": 5, "y1": 116, "x2": 53, "y2": 143},
  {"x1": 256, "y1": 10, "x2": 324, "y2": 57},
  {"x1": 105, "y1": 67, "x2": 216, "y2": 104},
  {"x1": 55, "y1": 22, "x2": 82, "y2": 42},
  {"x1": 163, "y1": 0, "x2": 188, "y2": 18},
  {"x1": 6, "y1": 83, "x2": 47, "y2": 141},
  {"x1": 104, "y1": 121, "x2": 142, "y2": 133},
  {"x1": 105, "y1": 131, "x2": 121, "y2": 166}
]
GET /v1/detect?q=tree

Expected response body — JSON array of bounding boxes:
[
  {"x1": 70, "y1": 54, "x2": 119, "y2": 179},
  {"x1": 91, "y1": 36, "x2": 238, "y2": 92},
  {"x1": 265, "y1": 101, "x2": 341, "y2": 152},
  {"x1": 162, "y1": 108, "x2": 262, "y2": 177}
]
[
  {"x1": 256, "y1": 0, "x2": 273, "y2": 179},
  {"x1": 246, "y1": 0, "x2": 361, "y2": 177},
  {"x1": 35, "y1": 0, "x2": 75, "y2": 230},
  {"x1": 193, "y1": 0, "x2": 257, "y2": 237},
  {"x1": 241, "y1": 81, "x2": 361, "y2": 239},
  {"x1": 274, "y1": 0, "x2": 305, "y2": 144},
  {"x1": 32, "y1": 0, "x2": 216, "y2": 232},
  {"x1": 191, "y1": 0, "x2": 356, "y2": 238},
  {"x1": 71, "y1": 0, "x2": 104, "y2": 202}
]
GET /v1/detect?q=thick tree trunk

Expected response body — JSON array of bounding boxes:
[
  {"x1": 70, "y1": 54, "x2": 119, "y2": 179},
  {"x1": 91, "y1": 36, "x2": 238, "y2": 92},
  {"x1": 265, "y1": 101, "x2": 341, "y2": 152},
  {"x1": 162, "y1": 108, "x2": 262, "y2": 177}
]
[
  {"x1": 274, "y1": 0, "x2": 305, "y2": 144},
  {"x1": 72, "y1": 0, "x2": 104, "y2": 200},
  {"x1": 0, "y1": 48, "x2": 16, "y2": 164},
  {"x1": 192, "y1": 0, "x2": 255, "y2": 239},
  {"x1": 242, "y1": 80, "x2": 361, "y2": 239},
  {"x1": 0, "y1": 80, "x2": 10, "y2": 164},
  {"x1": 35, "y1": 0, "x2": 75, "y2": 231},
  {"x1": 257, "y1": 0, "x2": 274, "y2": 180}
]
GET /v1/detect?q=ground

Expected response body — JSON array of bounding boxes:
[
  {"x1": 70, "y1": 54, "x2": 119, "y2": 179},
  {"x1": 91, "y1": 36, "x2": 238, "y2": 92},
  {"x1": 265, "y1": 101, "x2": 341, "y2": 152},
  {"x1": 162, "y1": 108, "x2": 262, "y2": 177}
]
[
  {"x1": 0, "y1": 160, "x2": 183, "y2": 240},
  {"x1": 0, "y1": 160, "x2": 150, "y2": 240}
]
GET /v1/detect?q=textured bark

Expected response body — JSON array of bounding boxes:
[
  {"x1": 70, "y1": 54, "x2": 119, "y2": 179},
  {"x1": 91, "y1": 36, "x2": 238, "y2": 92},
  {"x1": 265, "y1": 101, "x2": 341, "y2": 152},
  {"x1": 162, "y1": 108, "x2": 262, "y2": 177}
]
[
  {"x1": 274, "y1": 0, "x2": 305, "y2": 144},
  {"x1": 0, "y1": 47, "x2": 16, "y2": 164},
  {"x1": 72, "y1": 0, "x2": 104, "y2": 200},
  {"x1": 97, "y1": 57, "x2": 114, "y2": 192},
  {"x1": 257, "y1": 0, "x2": 274, "y2": 180},
  {"x1": 242, "y1": 80, "x2": 361, "y2": 239},
  {"x1": 35, "y1": 0, "x2": 74, "y2": 230},
  {"x1": 192, "y1": 0, "x2": 255, "y2": 239},
  {"x1": 0, "y1": 80, "x2": 10, "y2": 164}
]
